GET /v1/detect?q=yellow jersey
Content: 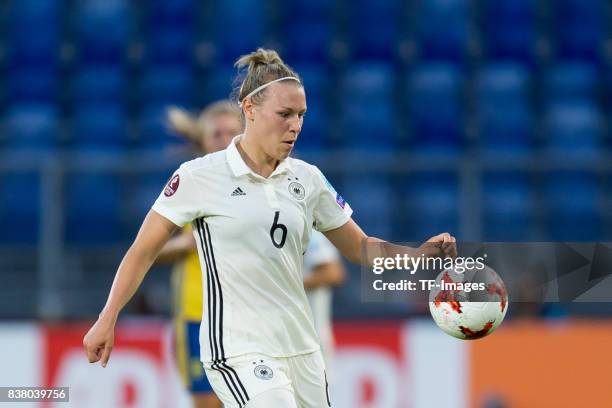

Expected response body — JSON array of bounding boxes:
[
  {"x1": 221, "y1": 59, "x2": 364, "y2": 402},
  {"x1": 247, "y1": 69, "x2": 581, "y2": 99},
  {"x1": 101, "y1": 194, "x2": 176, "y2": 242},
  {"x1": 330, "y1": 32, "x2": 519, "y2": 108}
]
[{"x1": 171, "y1": 225, "x2": 203, "y2": 321}]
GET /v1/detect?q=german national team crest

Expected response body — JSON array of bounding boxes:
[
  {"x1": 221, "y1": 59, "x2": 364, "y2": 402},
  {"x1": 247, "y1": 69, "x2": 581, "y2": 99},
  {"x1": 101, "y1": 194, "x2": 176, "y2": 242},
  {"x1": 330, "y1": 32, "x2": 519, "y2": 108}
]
[
  {"x1": 164, "y1": 174, "x2": 180, "y2": 197},
  {"x1": 254, "y1": 364, "x2": 274, "y2": 380},
  {"x1": 288, "y1": 181, "x2": 305, "y2": 200}
]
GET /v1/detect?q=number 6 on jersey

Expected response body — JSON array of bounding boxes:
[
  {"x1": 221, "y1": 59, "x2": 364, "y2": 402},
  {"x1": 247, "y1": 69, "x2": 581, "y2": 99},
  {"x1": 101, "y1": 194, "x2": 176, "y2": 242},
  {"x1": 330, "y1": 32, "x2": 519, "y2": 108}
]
[{"x1": 270, "y1": 211, "x2": 287, "y2": 248}]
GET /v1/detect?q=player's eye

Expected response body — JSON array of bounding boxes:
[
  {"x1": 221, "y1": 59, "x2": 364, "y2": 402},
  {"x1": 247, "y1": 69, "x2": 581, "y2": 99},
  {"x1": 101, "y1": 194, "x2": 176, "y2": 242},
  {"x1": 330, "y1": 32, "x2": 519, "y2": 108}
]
[{"x1": 278, "y1": 111, "x2": 291, "y2": 118}]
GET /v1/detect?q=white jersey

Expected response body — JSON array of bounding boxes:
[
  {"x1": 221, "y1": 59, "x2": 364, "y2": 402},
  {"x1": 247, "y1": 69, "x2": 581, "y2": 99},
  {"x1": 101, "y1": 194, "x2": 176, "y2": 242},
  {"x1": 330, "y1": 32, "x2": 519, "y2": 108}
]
[
  {"x1": 152, "y1": 136, "x2": 352, "y2": 363},
  {"x1": 303, "y1": 231, "x2": 340, "y2": 366}
]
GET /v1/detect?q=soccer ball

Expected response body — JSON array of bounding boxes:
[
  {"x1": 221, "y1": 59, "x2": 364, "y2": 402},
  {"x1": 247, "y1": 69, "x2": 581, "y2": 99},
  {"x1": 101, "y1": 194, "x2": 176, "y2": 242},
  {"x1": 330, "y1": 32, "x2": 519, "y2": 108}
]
[{"x1": 428, "y1": 266, "x2": 508, "y2": 340}]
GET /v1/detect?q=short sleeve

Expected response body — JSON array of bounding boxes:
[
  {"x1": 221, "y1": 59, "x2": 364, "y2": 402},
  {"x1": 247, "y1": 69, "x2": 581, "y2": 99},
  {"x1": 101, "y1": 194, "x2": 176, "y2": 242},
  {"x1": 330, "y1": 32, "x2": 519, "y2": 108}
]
[
  {"x1": 152, "y1": 164, "x2": 202, "y2": 227},
  {"x1": 311, "y1": 166, "x2": 353, "y2": 232}
]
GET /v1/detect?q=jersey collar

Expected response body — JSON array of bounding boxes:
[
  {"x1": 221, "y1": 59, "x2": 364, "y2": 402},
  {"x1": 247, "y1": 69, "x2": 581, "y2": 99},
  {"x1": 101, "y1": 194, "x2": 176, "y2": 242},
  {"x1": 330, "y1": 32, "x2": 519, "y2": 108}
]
[{"x1": 226, "y1": 135, "x2": 294, "y2": 179}]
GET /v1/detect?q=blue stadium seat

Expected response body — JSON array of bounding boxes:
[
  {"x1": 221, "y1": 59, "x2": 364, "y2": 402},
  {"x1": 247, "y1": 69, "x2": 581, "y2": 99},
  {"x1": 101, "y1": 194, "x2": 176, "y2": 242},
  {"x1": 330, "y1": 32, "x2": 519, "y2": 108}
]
[
  {"x1": 544, "y1": 172, "x2": 603, "y2": 240},
  {"x1": 7, "y1": 25, "x2": 59, "y2": 68},
  {"x1": 292, "y1": 64, "x2": 330, "y2": 151},
  {"x1": 476, "y1": 63, "x2": 530, "y2": 104},
  {"x1": 296, "y1": 104, "x2": 327, "y2": 153},
  {"x1": 350, "y1": 0, "x2": 400, "y2": 60},
  {"x1": 342, "y1": 63, "x2": 395, "y2": 104},
  {"x1": 403, "y1": 173, "x2": 459, "y2": 240},
  {"x1": 553, "y1": 0, "x2": 604, "y2": 61},
  {"x1": 125, "y1": 171, "x2": 175, "y2": 234},
  {"x1": 544, "y1": 62, "x2": 598, "y2": 103},
  {"x1": 294, "y1": 63, "x2": 328, "y2": 101},
  {"x1": 145, "y1": 26, "x2": 194, "y2": 65},
  {"x1": 339, "y1": 63, "x2": 396, "y2": 150},
  {"x1": 482, "y1": 172, "x2": 534, "y2": 240},
  {"x1": 408, "y1": 63, "x2": 464, "y2": 155},
  {"x1": 342, "y1": 176, "x2": 394, "y2": 238},
  {"x1": 76, "y1": 0, "x2": 131, "y2": 63},
  {"x1": 284, "y1": 22, "x2": 331, "y2": 62},
  {"x1": 73, "y1": 104, "x2": 128, "y2": 148},
  {"x1": 7, "y1": 0, "x2": 60, "y2": 67},
  {"x1": 290, "y1": 0, "x2": 331, "y2": 19},
  {"x1": 478, "y1": 104, "x2": 533, "y2": 157},
  {"x1": 415, "y1": 0, "x2": 469, "y2": 61},
  {"x1": 73, "y1": 65, "x2": 125, "y2": 104},
  {"x1": 143, "y1": 0, "x2": 195, "y2": 64},
  {"x1": 147, "y1": 0, "x2": 194, "y2": 26},
  {"x1": 65, "y1": 174, "x2": 122, "y2": 244},
  {"x1": 545, "y1": 101, "x2": 603, "y2": 161},
  {"x1": 9, "y1": 0, "x2": 58, "y2": 18},
  {"x1": 280, "y1": 0, "x2": 334, "y2": 60},
  {"x1": 5, "y1": 104, "x2": 58, "y2": 150},
  {"x1": 476, "y1": 63, "x2": 532, "y2": 156},
  {"x1": 139, "y1": 104, "x2": 189, "y2": 148},
  {"x1": 141, "y1": 65, "x2": 194, "y2": 106},
  {"x1": 481, "y1": 0, "x2": 536, "y2": 63},
  {"x1": 281, "y1": 0, "x2": 332, "y2": 62},
  {"x1": 202, "y1": 64, "x2": 237, "y2": 104},
  {"x1": 7, "y1": 68, "x2": 57, "y2": 103},
  {"x1": 0, "y1": 173, "x2": 40, "y2": 244},
  {"x1": 213, "y1": 0, "x2": 264, "y2": 62}
]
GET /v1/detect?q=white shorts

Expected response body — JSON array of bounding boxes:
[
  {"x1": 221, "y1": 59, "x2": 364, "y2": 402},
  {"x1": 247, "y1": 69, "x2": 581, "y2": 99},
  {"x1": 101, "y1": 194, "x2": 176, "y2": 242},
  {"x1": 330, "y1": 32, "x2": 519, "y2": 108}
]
[{"x1": 203, "y1": 350, "x2": 331, "y2": 408}]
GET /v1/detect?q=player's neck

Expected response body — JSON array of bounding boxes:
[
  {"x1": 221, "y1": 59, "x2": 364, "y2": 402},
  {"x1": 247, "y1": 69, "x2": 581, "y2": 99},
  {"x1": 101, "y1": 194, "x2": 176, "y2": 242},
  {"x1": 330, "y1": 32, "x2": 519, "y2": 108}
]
[{"x1": 236, "y1": 136, "x2": 279, "y2": 178}]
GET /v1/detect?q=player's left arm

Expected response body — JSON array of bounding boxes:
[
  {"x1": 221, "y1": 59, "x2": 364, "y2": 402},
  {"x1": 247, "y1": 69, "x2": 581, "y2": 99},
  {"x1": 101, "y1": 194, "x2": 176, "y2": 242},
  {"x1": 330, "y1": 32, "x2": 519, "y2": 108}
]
[{"x1": 322, "y1": 218, "x2": 457, "y2": 266}]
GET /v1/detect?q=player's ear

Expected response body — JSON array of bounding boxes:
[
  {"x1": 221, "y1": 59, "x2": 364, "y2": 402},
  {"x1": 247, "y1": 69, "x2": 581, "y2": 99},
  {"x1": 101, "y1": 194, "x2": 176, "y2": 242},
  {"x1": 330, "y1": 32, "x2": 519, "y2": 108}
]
[{"x1": 243, "y1": 98, "x2": 255, "y2": 122}]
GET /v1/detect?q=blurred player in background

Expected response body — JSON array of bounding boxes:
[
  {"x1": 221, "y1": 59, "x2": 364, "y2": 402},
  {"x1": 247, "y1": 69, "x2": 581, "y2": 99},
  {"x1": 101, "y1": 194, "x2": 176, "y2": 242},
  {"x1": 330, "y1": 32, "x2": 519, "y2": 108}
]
[
  {"x1": 84, "y1": 48, "x2": 455, "y2": 407},
  {"x1": 166, "y1": 102, "x2": 244, "y2": 156},
  {"x1": 157, "y1": 101, "x2": 346, "y2": 406},
  {"x1": 303, "y1": 231, "x2": 345, "y2": 375},
  {"x1": 155, "y1": 101, "x2": 242, "y2": 408}
]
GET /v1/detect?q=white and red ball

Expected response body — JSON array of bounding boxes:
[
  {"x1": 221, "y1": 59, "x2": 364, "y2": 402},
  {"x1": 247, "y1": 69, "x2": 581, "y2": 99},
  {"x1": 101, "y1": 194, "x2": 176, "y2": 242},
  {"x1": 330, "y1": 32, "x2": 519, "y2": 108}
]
[{"x1": 429, "y1": 266, "x2": 508, "y2": 340}]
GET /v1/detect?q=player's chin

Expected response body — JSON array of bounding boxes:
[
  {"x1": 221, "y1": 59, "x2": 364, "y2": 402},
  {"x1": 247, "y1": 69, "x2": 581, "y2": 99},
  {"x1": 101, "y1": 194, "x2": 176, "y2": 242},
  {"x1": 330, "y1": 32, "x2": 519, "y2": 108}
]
[{"x1": 278, "y1": 143, "x2": 294, "y2": 157}]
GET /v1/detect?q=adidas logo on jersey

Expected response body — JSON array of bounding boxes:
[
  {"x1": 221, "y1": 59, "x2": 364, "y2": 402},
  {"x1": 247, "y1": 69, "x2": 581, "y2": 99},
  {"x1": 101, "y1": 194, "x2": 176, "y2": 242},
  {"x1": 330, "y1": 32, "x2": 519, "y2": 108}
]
[{"x1": 231, "y1": 187, "x2": 246, "y2": 196}]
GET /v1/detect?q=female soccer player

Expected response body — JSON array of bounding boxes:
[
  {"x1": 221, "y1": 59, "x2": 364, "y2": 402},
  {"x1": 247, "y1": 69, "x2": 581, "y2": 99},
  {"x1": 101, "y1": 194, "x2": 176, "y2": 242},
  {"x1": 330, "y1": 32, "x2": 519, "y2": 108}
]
[
  {"x1": 158, "y1": 101, "x2": 243, "y2": 408},
  {"x1": 83, "y1": 48, "x2": 456, "y2": 407},
  {"x1": 162, "y1": 102, "x2": 345, "y2": 407}
]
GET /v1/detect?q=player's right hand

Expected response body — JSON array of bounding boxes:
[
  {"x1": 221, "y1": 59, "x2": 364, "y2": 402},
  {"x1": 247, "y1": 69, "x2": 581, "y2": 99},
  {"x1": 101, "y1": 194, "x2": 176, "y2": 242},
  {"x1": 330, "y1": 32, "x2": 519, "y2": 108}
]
[{"x1": 83, "y1": 315, "x2": 116, "y2": 368}]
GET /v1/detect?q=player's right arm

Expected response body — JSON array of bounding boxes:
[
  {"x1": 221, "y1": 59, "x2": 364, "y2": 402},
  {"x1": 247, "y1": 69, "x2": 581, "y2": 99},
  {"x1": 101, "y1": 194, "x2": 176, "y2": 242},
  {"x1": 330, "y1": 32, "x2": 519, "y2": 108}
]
[
  {"x1": 84, "y1": 162, "x2": 205, "y2": 367},
  {"x1": 83, "y1": 210, "x2": 177, "y2": 367}
]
